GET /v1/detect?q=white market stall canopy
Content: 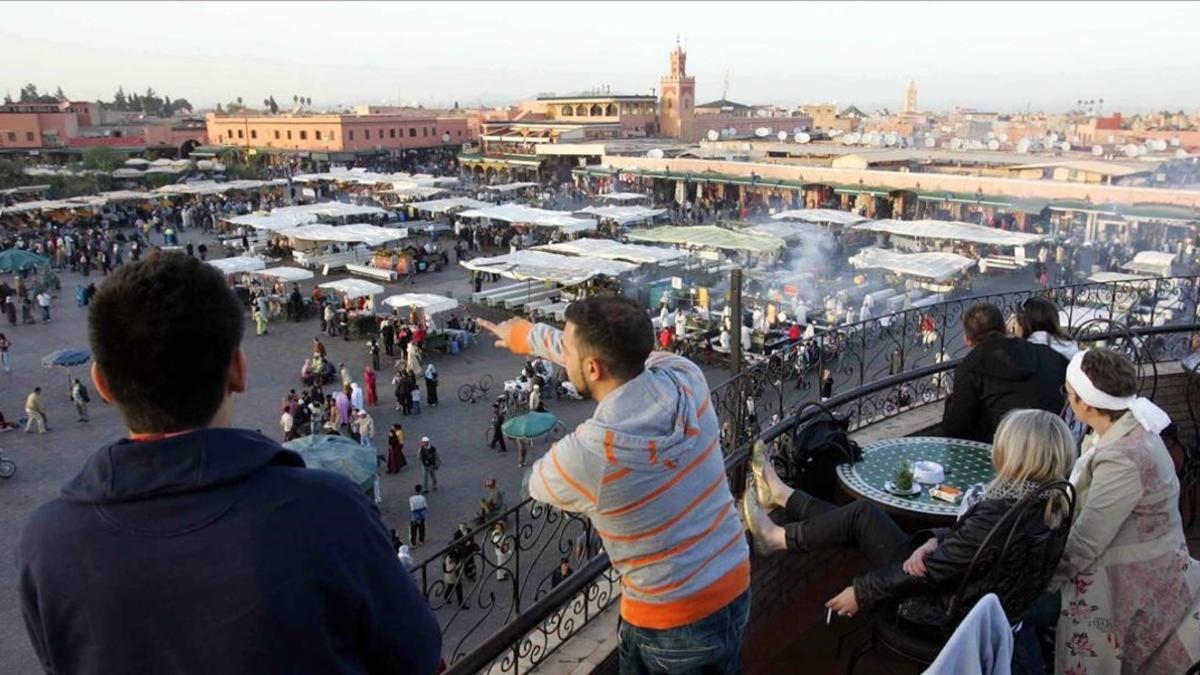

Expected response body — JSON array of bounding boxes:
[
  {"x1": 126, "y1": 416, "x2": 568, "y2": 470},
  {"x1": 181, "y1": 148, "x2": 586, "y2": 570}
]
[
  {"x1": 1122, "y1": 251, "x2": 1175, "y2": 276},
  {"x1": 388, "y1": 185, "x2": 448, "y2": 200},
  {"x1": 483, "y1": 182, "x2": 539, "y2": 193},
  {"x1": 227, "y1": 212, "x2": 319, "y2": 231},
  {"x1": 851, "y1": 219, "x2": 1045, "y2": 247},
  {"x1": 600, "y1": 192, "x2": 649, "y2": 202},
  {"x1": 461, "y1": 250, "x2": 637, "y2": 286},
  {"x1": 576, "y1": 205, "x2": 668, "y2": 225},
  {"x1": 154, "y1": 179, "x2": 288, "y2": 196},
  {"x1": 535, "y1": 239, "x2": 688, "y2": 264},
  {"x1": 382, "y1": 293, "x2": 459, "y2": 314},
  {"x1": 772, "y1": 209, "x2": 870, "y2": 226},
  {"x1": 282, "y1": 224, "x2": 408, "y2": 247},
  {"x1": 207, "y1": 256, "x2": 267, "y2": 275},
  {"x1": 269, "y1": 202, "x2": 388, "y2": 220},
  {"x1": 744, "y1": 220, "x2": 829, "y2": 241},
  {"x1": 318, "y1": 279, "x2": 386, "y2": 299},
  {"x1": 848, "y1": 247, "x2": 976, "y2": 282},
  {"x1": 459, "y1": 203, "x2": 596, "y2": 233},
  {"x1": 409, "y1": 197, "x2": 491, "y2": 215},
  {"x1": 1087, "y1": 271, "x2": 1154, "y2": 284},
  {"x1": 627, "y1": 225, "x2": 785, "y2": 253},
  {"x1": 256, "y1": 266, "x2": 315, "y2": 282}
]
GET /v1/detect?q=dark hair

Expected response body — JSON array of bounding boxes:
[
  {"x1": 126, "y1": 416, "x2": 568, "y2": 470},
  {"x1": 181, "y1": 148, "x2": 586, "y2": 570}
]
[
  {"x1": 89, "y1": 252, "x2": 244, "y2": 433},
  {"x1": 563, "y1": 295, "x2": 653, "y2": 382},
  {"x1": 1080, "y1": 348, "x2": 1138, "y2": 420},
  {"x1": 963, "y1": 303, "x2": 1005, "y2": 343},
  {"x1": 1017, "y1": 297, "x2": 1068, "y2": 340},
  {"x1": 414, "y1": 484, "x2": 423, "y2": 493}
]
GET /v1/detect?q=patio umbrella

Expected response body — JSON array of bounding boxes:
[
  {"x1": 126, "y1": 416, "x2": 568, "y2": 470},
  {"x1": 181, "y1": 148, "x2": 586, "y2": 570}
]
[
  {"x1": 42, "y1": 348, "x2": 92, "y2": 398},
  {"x1": 501, "y1": 411, "x2": 559, "y2": 439},
  {"x1": 284, "y1": 433, "x2": 377, "y2": 496},
  {"x1": 0, "y1": 248, "x2": 51, "y2": 274}
]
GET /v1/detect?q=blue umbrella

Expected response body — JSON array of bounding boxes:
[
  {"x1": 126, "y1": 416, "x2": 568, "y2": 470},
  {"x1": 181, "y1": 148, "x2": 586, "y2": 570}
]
[
  {"x1": 284, "y1": 433, "x2": 377, "y2": 496},
  {"x1": 501, "y1": 411, "x2": 560, "y2": 439}
]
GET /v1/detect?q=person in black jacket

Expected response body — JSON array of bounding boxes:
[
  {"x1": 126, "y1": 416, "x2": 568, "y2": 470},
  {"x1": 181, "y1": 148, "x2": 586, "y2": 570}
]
[
  {"x1": 743, "y1": 409, "x2": 1074, "y2": 629},
  {"x1": 941, "y1": 303, "x2": 1069, "y2": 443},
  {"x1": 17, "y1": 253, "x2": 441, "y2": 675}
]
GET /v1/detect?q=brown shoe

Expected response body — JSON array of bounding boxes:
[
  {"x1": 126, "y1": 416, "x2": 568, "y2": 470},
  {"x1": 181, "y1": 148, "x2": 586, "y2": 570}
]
[{"x1": 750, "y1": 440, "x2": 774, "y2": 508}]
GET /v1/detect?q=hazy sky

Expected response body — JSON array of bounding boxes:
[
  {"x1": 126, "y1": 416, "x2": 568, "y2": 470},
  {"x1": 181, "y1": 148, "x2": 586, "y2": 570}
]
[{"x1": 3, "y1": 1, "x2": 1197, "y2": 113}]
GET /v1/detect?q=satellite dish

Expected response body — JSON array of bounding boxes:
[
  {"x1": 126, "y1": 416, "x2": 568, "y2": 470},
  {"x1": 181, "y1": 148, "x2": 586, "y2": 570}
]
[
  {"x1": 1153, "y1": 139, "x2": 1168, "y2": 151},
  {"x1": 794, "y1": 132, "x2": 810, "y2": 144},
  {"x1": 1123, "y1": 145, "x2": 1139, "y2": 158},
  {"x1": 1136, "y1": 145, "x2": 1148, "y2": 156},
  {"x1": 754, "y1": 127, "x2": 770, "y2": 137},
  {"x1": 706, "y1": 129, "x2": 719, "y2": 142},
  {"x1": 949, "y1": 138, "x2": 964, "y2": 150},
  {"x1": 1092, "y1": 145, "x2": 1104, "y2": 156},
  {"x1": 842, "y1": 134, "x2": 856, "y2": 146},
  {"x1": 792, "y1": 127, "x2": 804, "y2": 135},
  {"x1": 1048, "y1": 133, "x2": 1059, "y2": 144},
  {"x1": 1060, "y1": 142, "x2": 1071, "y2": 152},
  {"x1": 998, "y1": 132, "x2": 1009, "y2": 142},
  {"x1": 985, "y1": 131, "x2": 996, "y2": 140},
  {"x1": 885, "y1": 133, "x2": 898, "y2": 146},
  {"x1": 1016, "y1": 139, "x2": 1030, "y2": 154},
  {"x1": 924, "y1": 135, "x2": 936, "y2": 148},
  {"x1": 987, "y1": 139, "x2": 1000, "y2": 151},
  {"x1": 646, "y1": 148, "x2": 665, "y2": 159},
  {"x1": 872, "y1": 134, "x2": 885, "y2": 147},
  {"x1": 1170, "y1": 137, "x2": 1180, "y2": 147},
  {"x1": 1176, "y1": 148, "x2": 1188, "y2": 158},
  {"x1": 778, "y1": 131, "x2": 788, "y2": 141}
]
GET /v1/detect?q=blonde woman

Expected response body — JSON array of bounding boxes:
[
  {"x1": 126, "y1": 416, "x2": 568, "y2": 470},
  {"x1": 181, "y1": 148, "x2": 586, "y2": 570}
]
[
  {"x1": 743, "y1": 409, "x2": 1074, "y2": 632},
  {"x1": 1052, "y1": 348, "x2": 1200, "y2": 674}
]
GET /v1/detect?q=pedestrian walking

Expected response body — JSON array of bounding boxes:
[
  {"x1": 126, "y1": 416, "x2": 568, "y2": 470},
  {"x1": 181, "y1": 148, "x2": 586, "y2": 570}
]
[
  {"x1": 36, "y1": 290, "x2": 51, "y2": 323},
  {"x1": 253, "y1": 307, "x2": 268, "y2": 336},
  {"x1": 24, "y1": 386, "x2": 47, "y2": 433},
  {"x1": 367, "y1": 338, "x2": 380, "y2": 372},
  {"x1": 356, "y1": 410, "x2": 374, "y2": 448},
  {"x1": 363, "y1": 367, "x2": 378, "y2": 407},
  {"x1": 387, "y1": 423, "x2": 406, "y2": 473},
  {"x1": 409, "y1": 485, "x2": 427, "y2": 546},
  {"x1": 279, "y1": 406, "x2": 295, "y2": 442},
  {"x1": 490, "y1": 402, "x2": 508, "y2": 452},
  {"x1": 71, "y1": 378, "x2": 90, "y2": 422},
  {"x1": 411, "y1": 386, "x2": 421, "y2": 414},
  {"x1": 424, "y1": 363, "x2": 439, "y2": 407},
  {"x1": 0, "y1": 332, "x2": 11, "y2": 373},
  {"x1": 418, "y1": 437, "x2": 439, "y2": 491}
]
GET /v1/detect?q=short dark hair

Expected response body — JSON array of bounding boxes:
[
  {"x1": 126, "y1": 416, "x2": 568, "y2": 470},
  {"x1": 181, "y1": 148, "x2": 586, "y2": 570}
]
[
  {"x1": 1080, "y1": 348, "x2": 1138, "y2": 420},
  {"x1": 89, "y1": 252, "x2": 244, "y2": 433},
  {"x1": 963, "y1": 303, "x2": 1005, "y2": 343},
  {"x1": 1017, "y1": 297, "x2": 1068, "y2": 340},
  {"x1": 564, "y1": 295, "x2": 653, "y2": 382}
]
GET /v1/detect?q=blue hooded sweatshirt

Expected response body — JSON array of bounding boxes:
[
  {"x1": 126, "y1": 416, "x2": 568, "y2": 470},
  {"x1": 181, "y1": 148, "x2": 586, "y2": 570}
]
[{"x1": 16, "y1": 428, "x2": 440, "y2": 675}]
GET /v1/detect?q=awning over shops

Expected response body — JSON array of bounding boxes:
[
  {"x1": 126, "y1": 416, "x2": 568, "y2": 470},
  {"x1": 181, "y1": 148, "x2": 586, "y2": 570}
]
[
  {"x1": 408, "y1": 197, "x2": 491, "y2": 215},
  {"x1": 848, "y1": 247, "x2": 976, "y2": 282},
  {"x1": 771, "y1": 209, "x2": 869, "y2": 226},
  {"x1": 483, "y1": 182, "x2": 540, "y2": 193},
  {"x1": 600, "y1": 192, "x2": 649, "y2": 202},
  {"x1": 269, "y1": 202, "x2": 388, "y2": 220},
  {"x1": 535, "y1": 239, "x2": 689, "y2": 264},
  {"x1": 742, "y1": 220, "x2": 829, "y2": 241},
  {"x1": 1122, "y1": 250, "x2": 1176, "y2": 276},
  {"x1": 381, "y1": 293, "x2": 459, "y2": 314},
  {"x1": 915, "y1": 191, "x2": 1013, "y2": 208},
  {"x1": 459, "y1": 203, "x2": 596, "y2": 233},
  {"x1": 207, "y1": 256, "x2": 267, "y2": 275},
  {"x1": 318, "y1": 279, "x2": 385, "y2": 299},
  {"x1": 154, "y1": 179, "x2": 288, "y2": 195},
  {"x1": 460, "y1": 249, "x2": 637, "y2": 286},
  {"x1": 282, "y1": 224, "x2": 408, "y2": 247},
  {"x1": 627, "y1": 225, "x2": 785, "y2": 253},
  {"x1": 227, "y1": 212, "x2": 319, "y2": 231},
  {"x1": 256, "y1": 266, "x2": 315, "y2": 282},
  {"x1": 576, "y1": 205, "x2": 668, "y2": 225},
  {"x1": 1087, "y1": 271, "x2": 1154, "y2": 284},
  {"x1": 852, "y1": 219, "x2": 1045, "y2": 247}
]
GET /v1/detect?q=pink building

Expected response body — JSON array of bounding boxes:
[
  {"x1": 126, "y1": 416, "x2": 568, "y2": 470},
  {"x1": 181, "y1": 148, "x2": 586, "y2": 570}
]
[{"x1": 205, "y1": 112, "x2": 477, "y2": 156}]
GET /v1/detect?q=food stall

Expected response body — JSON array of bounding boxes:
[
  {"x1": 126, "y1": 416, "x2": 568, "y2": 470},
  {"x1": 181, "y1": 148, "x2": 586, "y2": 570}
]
[
  {"x1": 318, "y1": 279, "x2": 387, "y2": 337},
  {"x1": 381, "y1": 293, "x2": 465, "y2": 351},
  {"x1": 848, "y1": 247, "x2": 976, "y2": 294}
]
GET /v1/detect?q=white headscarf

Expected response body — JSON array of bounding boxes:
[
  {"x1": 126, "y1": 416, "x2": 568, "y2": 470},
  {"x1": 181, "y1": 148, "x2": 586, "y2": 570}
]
[{"x1": 1065, "y1": 350, "x2": 1170, "y2": 434}]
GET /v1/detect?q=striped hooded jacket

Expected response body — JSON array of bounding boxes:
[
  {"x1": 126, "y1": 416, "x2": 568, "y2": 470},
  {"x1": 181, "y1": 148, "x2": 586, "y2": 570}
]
[{"x1": 511, "y1": 320, "x2": 749, "y2": 630}]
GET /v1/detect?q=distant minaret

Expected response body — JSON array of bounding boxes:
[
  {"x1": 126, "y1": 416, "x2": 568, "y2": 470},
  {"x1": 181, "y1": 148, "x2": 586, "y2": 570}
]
[{"x1": 905, "y1": 79, "x2": 918, "y2": 114}]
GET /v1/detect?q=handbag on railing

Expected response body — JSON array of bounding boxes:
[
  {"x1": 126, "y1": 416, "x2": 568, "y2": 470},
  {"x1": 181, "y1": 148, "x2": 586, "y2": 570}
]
[{"x1": 777, "y1": 402, "x2": 861, "y2": 502}]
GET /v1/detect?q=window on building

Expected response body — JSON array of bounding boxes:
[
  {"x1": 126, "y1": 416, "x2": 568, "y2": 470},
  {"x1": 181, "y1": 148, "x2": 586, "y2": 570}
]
[
  {"x1": 7, "y1": 131, "x2": 16, "y2": 142},
  {"x1": 274, "y1": 130, "x2": 280, "y2": 140},
  {"x1": 348, "y1": 130, "x2": 354, "y2": 140},
  {"x1": 457, "y1": 130, "x2": 462, "y2": 137},
  {"x1": 365, "y1": 129, "x2": 370, "y2": 139},
  {"x1": 237, "y1": 129, "x2": 244, "y2": 139},
  {"x1": 422, "y1": 127, "x2": 428, "y2": 137},
  {"x1": 299, "y1": 130, "x2": 307, "y2": 140},
  {"x1": 315, "y1": 130, "x2": 322, "y2": 140},
  {"x1": 250, "y1": 130, "x2": 257, "y2": 139},
  {"x1": 409, "y1": 128, "x2": 416, "y2": 137},
  {"x1": 561, "y1": 105, "x2": 573, "y2": 116},
  {"x1": 329, "y1": 130, "x2": 336, "y2": 141},
  {"x1": 26, "y1": 132, "x2": 34, "y2": 141},
  {"x1": 387, "y1": 128, "x2": 394, "y2": 138},
  {"x1": 287, "y1": 130, "x2": 292, "y2": 140},
  {"x1": 378, "y1": 129, "x2": 384, "y2": 139}
]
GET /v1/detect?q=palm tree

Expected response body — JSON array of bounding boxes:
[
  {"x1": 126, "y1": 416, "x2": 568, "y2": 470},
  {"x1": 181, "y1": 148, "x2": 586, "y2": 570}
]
[
  {"x1": 293, "y1": 95, "x2": 298, "y2": 105},
  {"x1": 305, "y1": 97, "x2": 312, "y2": 106},
  {"x1": 236, "y1": 96, "x2": 243, "y2": 106}
]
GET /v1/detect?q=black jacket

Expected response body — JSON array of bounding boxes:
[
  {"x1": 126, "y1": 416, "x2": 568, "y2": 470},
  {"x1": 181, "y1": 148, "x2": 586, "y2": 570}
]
[
  {"x1": 853, "y1": 496, "x2": 1063, "y2": 626},
  {"x1": 942, "y1": 334, "x2": 1068, "y2": 443},
  {"x1": 17, "y1": 428, "x2": 440, "y2": 675}
]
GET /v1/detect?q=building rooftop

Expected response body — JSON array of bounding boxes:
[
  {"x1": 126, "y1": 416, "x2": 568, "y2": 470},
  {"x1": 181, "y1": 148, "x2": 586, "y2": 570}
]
[
  {"x1": 695, "y1": 98, "x2": 754, "y2": 110},
  {"x1": 536, "y1": 93, "x2": 657, "y2": 102}
]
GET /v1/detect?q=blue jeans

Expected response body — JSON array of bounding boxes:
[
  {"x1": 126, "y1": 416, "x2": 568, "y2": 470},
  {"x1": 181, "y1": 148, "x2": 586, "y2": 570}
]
[
  {"x1": 1013, "y1": 591, "x2": 1060, "y2": 675},
  {"x1": 619, "y1": 589, "x2": 750, "y2": 675}
]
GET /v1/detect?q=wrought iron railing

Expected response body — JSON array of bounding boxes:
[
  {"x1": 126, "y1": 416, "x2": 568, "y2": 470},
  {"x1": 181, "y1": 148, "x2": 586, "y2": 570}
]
[{"x1": 415, "y1": 275, "x2": 1199, "y2": 674}]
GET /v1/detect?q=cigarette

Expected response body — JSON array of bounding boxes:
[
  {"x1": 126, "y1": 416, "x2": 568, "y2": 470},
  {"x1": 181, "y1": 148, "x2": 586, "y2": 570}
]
[{"x1": 826, "y1": 607, "x2": 833, "y2": 625}]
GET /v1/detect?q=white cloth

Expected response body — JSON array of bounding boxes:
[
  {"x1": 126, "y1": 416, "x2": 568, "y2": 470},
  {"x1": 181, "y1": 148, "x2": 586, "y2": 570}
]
[
  {"x1": 350, "y1": 383, "x2": 364, "y2": 411},
  {"x1": 1065, "y1": 351, "x2": 1170, "y2": 434},
  {"x1": 1026, "y1": 331, "x2": 1080, "y2": 360},
  {"x1": 924, "y1": 594, "x2": 1012, "y2": 675}
]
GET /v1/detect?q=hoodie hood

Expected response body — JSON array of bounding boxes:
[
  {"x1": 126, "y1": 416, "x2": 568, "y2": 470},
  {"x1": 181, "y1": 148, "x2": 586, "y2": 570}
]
[
  {"x1": 62, "y1": 428, "x2": 303, "y2": 504},
  {"x1": 589, "y1": 363, "x2": 697, "y2": 467}
]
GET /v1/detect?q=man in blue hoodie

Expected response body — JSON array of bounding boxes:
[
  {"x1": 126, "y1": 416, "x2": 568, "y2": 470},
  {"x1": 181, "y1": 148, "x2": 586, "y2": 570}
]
[{"x1": 16, "y1": 252, "x2": 441, "y2": 675}]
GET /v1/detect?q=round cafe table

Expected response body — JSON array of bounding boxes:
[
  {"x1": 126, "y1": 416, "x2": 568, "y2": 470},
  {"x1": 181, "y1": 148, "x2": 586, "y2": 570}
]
[{"x1": 836, "y1": 436, "x2": 995, "y2": 520}]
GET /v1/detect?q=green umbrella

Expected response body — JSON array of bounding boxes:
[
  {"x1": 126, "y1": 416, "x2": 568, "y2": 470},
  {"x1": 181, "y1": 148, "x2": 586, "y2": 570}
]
[
  {"x1": 0, "y1": 248, "x2": 50, "y2": 274},
  {"x1": 284, "y1": 433, "x2": 377, "y2": 495},
  {"x1": 501, "y1": 411, "x2": 559, "y2": 439}
]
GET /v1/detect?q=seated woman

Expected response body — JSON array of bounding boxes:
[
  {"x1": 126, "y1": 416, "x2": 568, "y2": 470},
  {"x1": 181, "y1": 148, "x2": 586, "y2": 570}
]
[
  {"x1": 742, "y1": 409, "x2": 1074, "y2": 632},
  {"x1": 1051, "y1": 348, "x2": 1200, "y2": 674}
]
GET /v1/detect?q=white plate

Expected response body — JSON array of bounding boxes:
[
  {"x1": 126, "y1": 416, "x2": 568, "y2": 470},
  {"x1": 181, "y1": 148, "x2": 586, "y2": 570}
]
[{"x1": 884, "y1": 480, "x2": 921, "y2": 496}]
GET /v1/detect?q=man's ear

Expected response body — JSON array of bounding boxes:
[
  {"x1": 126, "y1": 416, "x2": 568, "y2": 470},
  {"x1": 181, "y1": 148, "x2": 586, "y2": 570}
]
[
  {"x1": 91, "y1": 362, "x2": 114, "y2": 403},
  {"x1": 228, "y1": 348, "x2": 247, "y2": 394}
]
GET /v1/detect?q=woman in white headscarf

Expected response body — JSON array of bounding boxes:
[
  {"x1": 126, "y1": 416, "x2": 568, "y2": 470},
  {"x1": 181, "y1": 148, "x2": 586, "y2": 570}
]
[{"x1": 1051, "y1": 347, "x2": 1199, "y2": 675}]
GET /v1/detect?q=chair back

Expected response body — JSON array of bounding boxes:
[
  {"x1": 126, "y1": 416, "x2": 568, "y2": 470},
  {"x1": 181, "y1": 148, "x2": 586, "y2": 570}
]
[{"x1": 948, "y1": 480, "x2": 1076, "y2": 623}]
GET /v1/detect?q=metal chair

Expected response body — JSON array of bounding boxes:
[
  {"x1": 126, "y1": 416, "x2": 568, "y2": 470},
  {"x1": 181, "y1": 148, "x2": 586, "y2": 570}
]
[{"x1": 845, "y1": 480, "x2": 1076, "y2": 675}]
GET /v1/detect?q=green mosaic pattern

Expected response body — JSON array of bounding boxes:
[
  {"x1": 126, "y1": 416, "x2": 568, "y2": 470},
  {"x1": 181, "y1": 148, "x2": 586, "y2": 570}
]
[{"x1": 836, "y1": 437, "x2": 995, "y2": 516}]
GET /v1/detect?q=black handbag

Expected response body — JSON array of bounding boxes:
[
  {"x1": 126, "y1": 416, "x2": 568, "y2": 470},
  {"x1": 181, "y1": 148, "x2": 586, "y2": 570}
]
[{"x1": 776, "y1": 402, "x2": 861, "y2": 502}]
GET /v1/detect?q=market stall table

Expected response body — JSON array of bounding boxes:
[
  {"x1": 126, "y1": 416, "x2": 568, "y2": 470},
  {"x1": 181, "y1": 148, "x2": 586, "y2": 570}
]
[{"x1": 836, "y1": 436, "x2": 995, "y2": 520}]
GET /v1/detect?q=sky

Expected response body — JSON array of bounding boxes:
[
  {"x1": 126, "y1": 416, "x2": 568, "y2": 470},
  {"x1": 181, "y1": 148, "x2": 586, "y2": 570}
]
[{"x1": 2, "y1": 1, "x2": 1198, "y2": 114}]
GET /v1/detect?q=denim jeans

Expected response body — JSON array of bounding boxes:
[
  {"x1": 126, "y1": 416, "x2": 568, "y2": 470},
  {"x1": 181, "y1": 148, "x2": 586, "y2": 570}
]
[
  {"x1": 1012, "y1": 591, "x2": 1060, "y2": 675},
  {"x1": 783, "y1": 491, "x2": 910, "y2": 568},
  {"x1": 618, "y1": 589, "x2": 750, "y2": 675}
]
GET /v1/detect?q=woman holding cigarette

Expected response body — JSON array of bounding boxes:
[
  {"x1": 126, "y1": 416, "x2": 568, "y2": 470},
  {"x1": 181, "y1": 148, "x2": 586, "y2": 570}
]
[{"x1": 742, "y1": 409, "x2": 1074, "y2": 633}]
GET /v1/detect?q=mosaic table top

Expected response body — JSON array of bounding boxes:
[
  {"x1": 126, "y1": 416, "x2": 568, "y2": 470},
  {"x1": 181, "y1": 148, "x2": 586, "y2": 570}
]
[{"x1": 836, "y1": 436, "x2": 995, "y2": 517}]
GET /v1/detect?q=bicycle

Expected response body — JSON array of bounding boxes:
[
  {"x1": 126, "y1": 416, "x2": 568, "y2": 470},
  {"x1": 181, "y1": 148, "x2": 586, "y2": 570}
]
[
  {"x1": 458, "y1": 374, "x2": 494, "y2": 404},
  {"x1": 0, "y1": 450, "x2": 16, "y2": 479}
]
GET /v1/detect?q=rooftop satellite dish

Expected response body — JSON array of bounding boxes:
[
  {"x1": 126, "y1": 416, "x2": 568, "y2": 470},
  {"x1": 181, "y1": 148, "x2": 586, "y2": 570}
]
[
  {"x1": 986, "y1": 131, "x2": 996, "y2": 140},
  {"x1": 988, "y1": 139, "x2": 1001, "y2": 150},
  {"x1": 1124, "y1": 145, "x2": 1139, "y2": 158},
  {"x1": 792, "y1": 127, "x2": 804, "y2": 135},
  {"x1": 1092, "y1": 145, "x2": 1104, "y2": 156},
  {"x1": 706, "y1": 129, "x2": 719, "y2": 142},
  {"x1": 924, "y1": 135, "x2": 936, "y2": 148},
  {"x1": 1153, "y1": 139, "x2": 1168, "y2": 151},
  {"x1": 646, "y1": 148, "x2": 665, "y2": 159},
  {"x1": 1016, "y1": 139, "x2": 1030, "y2": 154},
  {"x1": 1048, "y1": 132, "x2": 1059, "y2": 144},
  {"x1": 754, "y1": 127, "x2": 770, "y2": 137},
  {"x1": 1059, "y1": 141, "x2": 1071, "y2": 152},
  {"x1": 998, "y1": 132, "x2": 1009, "y2": 142},
  {"x1": 885, "y1": 133, "x2": 898, "y2": 146},
  {"x1": 778, "y1": 130, "x2": 789, "y2": 141},
  {"x1": 1136, "y1": 145, "x2": 1147, "y2": 156},
  {"x1": 1176, "y1": 148, "x2": 1188, "y2": 158},
  {"x1": 794, "y1": 132, "x2": 811, "y2": 144},
  {"x1": 872, "y1": 134, "x2": 885, "y2": 147},
  {"x1": 842, "y1": 134, "x2": 856, "y2": 146},
  {"x1": 949, "y1": 138, "x2": 964, "y2": 150},
  {"x1": 1170, "y1": 137, "x2": 1180, "y2": 147}
]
